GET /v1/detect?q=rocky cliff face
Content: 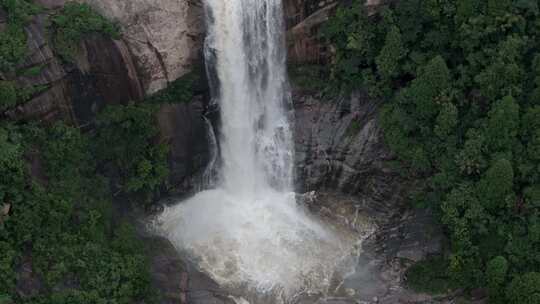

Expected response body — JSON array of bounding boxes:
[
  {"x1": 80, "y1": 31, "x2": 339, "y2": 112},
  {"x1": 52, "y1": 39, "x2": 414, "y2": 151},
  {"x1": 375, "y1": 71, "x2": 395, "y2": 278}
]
[
  {"x1": 285, "y1": 0, "x2": 338, "y2": 64},
  {"x1": 76, "y1": 0, "x2": 205, "y2": 94},
  {"x1": 3, "y1": 12, "x2": 144, "y2": 124},
  {"x1": 36, "y1": 0, "x2": 205, "y2": 94},
  {"x1": 292, "y1": 89, "x2": 445, "y2": 304},
  {"x1": 293, "y1": 90, "x2": 399, "y2": 198},
  {"x1": 2, "y1": 2, "x2": 209, "y2": 192}
]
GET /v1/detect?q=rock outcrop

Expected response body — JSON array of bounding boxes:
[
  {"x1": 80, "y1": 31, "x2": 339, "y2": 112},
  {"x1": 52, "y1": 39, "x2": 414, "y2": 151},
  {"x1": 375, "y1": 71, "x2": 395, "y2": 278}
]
[
  {"x1": 293, "y1": 89, "x2": 446, "y2": 303},
  {"x1": 142, "y1": 234, "x2": 236, "y2": 304},
  {"x1": 4, "y1": 12, "x2": 144, "y2": 124},
  {"x1": 284, "y1": 0, "x2": 385, "y2": 64},
  {"x1": 285, "y1": 0, "x2": 338, "y2": 64},
  {"x1": 36, "y1": 0, "x2": 205, "y2": 94},
  {"x1": 76, "y1": 0, "x2": 205, "y2": 93},
  {"x1": 293, "y1": 89, "x2": 402, "y2": 201}
]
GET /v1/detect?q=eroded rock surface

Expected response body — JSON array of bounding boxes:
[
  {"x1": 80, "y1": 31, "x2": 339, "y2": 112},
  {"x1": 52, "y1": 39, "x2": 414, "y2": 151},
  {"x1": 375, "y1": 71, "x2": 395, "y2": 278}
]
[
  {"x1": 141, "y1": 235, "x2": 236, "y2": 304},
  {"x1": 293, "y1": 90, "x2": 403, "y2": 202},
  {"x1": 1, "y1": 5, "x2": 209, "y2": 193},
  {"x1": 293, "y1": 90, "x2": 447, "y2": 303},
  {"x1": 3, "y1": 11, "x2": 144, "y2": 124},
  {"x1": 77, "y1": 0, "x2": 205, "y2": 93}
]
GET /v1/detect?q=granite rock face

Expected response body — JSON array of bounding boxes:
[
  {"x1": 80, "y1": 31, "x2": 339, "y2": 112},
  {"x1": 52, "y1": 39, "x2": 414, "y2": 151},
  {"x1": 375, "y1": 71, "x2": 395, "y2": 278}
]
[
  {"x1": 292, "y1": 89, "x2": 447, "y2": 303},
  {"x1": 3, "y1": 12, "x2": 144, "y2": 124},
  {"x1": 142, "y1": 235, "x2": 236, "y2": 304},
  {"x1": 283, "y1": 0, "x2": 386, "y2": 64},
  {"x1": 293, "y1": 89, "x2": 402, "y2": 201},
  {"x1": 76, "y1": 0, "x2": 205, "y2": 93},
  {"x1": 35, "y1": 0, "x2": 205, "y2": 94}
]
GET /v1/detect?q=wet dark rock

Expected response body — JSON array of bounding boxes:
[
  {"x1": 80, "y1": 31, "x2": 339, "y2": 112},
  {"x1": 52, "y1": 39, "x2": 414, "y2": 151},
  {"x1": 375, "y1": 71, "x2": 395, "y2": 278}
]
[
  {"x1": 5, "y1": 14, "x2": 144, "y2": 125},
  {"x1": 68, "y1": 35, "x2": 144, "y2": 126},
  {"x1": 293, "y1": 90, "x2": 405, "y2": 205},
  {"x1": 156, "y1": 96, "x2": 210, "y2": 193},
  {"x1": 293, "y1": 89, "x2": 448, "y2": 303},
  {"x1": 142, "y1": 235, "x2": 235, "y2": 304}
]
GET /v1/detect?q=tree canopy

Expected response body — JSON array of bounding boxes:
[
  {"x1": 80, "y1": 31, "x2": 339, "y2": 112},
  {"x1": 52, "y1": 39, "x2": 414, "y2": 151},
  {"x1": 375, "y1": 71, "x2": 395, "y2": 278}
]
[{"x1": 324, "y1": 0, "x2": 540, "y2": 301}]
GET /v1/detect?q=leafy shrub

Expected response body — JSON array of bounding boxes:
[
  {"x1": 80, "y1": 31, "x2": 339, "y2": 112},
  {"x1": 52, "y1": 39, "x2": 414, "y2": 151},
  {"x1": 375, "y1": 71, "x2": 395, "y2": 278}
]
[
  {"x1": 94, "y1": 103, "x2": 169, "y2": 203},
  {"x1": 0, "y1": 123, "x2": 155, "y2": 303},
  {"x1": 486, "y1": 256, "x2": 509, "y2": 303},
  {"x1": 287, "y1": 64, "x2": 331, "y2": 92},
  {"x1": 0, "y1": 81, "x2": 18, "y2": 111},
  {"x1": 0, "y1": 25, "x2": 27, "y2": 71},
  {"x1": 51, "y1": 2, "x2": 119, "y2": 61},
  {"x1": 0, "y1": 81, "x2": 49, "y2": 112}
]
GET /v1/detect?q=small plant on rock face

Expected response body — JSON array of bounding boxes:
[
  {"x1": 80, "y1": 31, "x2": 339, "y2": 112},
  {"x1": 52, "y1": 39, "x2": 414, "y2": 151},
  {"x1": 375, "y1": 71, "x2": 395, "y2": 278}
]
[
  {"x1": 147, "y1": 70, "x2": 201, "y2": 104},
  {"x1": 51, "y1": 2, "x2": 120, "y2": 61}
]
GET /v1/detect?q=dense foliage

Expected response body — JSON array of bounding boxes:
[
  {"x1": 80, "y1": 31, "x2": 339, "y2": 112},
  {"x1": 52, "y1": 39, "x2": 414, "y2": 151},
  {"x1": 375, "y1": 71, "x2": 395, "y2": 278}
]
[
  {"x1": 51, "y1": 2, "x2": 119, "y2": 61},
  {"x1": 0, "y1": 121, "x2": 159, "y2": 303},
  {"x1": 94, "y1": 103, "x2": 169, "y2": 204},
  {"x1": 0, "y1": 0, "x2": 39, "y2": 71},
  {"x1": 324, "y1": 0, "x2": 540, "y2": 301},
  {"x1": 0, "y1": 2, "x2": 171, "y2": 303}
]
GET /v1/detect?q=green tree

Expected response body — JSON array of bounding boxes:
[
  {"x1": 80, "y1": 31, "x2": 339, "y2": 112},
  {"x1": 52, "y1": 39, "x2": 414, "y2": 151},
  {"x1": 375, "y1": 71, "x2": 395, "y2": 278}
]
[
  {"x1": 486, "y1": 256, "x2": 509, "y2": 303},
  {"x1": 506, "y1": 272, "x2": 540, "y2": 304},
  {"x1": 476, "y1": 158, "x2": 515, "y2": 211},
  {"x1": 376, "y1": 26, "x2": 407, "y2": 79},
  {"x1": 486, "y1": 96, "x2": 520, "y2": 152}
]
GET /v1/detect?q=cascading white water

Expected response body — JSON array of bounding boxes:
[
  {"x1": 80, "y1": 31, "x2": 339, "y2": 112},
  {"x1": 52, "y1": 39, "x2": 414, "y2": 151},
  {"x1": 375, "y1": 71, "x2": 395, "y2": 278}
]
[{"x1": 155, "y1": 0, "x2": 356, "y2": 299}]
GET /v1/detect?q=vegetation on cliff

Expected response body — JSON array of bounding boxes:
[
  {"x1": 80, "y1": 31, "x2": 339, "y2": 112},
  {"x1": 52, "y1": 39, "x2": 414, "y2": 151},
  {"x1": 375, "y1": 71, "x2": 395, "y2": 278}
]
[
  {"x1": 325, "y1": 0, "x2": 540, "y2": 302},
  {"x1": 0, "y1": 1, "x2": 119, "y2": 111},
  {"x1": 51, "y1": 2, "x2": 120, "y2": 61},
  {"x1": 0, "y1": 119, "x2": 162, "y2": 303},
  {"x1": 1, "y1": 2, "x2": 166, "y2": 303},
  {"x1": 0, "y1": 0, "x2": 39, "y2": 71}
]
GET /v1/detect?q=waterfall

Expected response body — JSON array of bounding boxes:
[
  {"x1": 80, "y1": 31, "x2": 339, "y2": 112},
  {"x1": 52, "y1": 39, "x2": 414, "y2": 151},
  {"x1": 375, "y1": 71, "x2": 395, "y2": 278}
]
[
  {"x1": 154, "y1": 0, "x2": 355, "y2": 299},
  {"x1": 206, "y1": 0, "x2": 294, "y2": 194}
]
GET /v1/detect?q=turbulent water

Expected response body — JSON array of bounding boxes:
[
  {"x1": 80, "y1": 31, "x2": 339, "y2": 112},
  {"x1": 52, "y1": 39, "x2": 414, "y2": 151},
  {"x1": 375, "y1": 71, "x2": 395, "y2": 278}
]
[{"x1": 154, "y1": 0, "x2": 356, "y2": 299}]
